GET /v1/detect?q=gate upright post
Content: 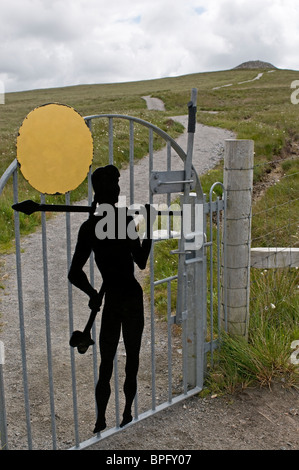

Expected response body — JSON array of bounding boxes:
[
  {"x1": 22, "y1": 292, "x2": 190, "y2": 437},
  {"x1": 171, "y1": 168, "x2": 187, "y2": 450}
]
[
  {"x1": 222, "y1": 139, "x2": 254, "y2": 339},
  {"x1": 180, "y1": 193, "x2": 205, "y2": 389},
  {"x1": 177, "y1": 88, "x2": 206, "y2": 390},
  {"x1": 0, "y1": 342, "x2": 8, "y2": 450}
]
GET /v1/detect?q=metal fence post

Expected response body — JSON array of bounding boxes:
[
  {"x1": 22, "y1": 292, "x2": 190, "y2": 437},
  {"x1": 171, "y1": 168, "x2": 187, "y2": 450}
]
[{"x1": 222, "y1": 139, "x2": 254, "y2": 338}]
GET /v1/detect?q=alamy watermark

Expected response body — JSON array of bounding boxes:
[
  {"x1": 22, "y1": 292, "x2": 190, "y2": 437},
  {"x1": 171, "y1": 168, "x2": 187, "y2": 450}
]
[
  {"x1": 0, "y1": 80, "x2": 4, "y2": 105},
  {"x1": 93, "y1": 197, "x2": 204, "y2": 251},
  {"x1": 290, "y1": 80, "x2": 299, "y2": 105},
  {"x1": 289, "y1": 340, "x2": 299, "y2": 365}
]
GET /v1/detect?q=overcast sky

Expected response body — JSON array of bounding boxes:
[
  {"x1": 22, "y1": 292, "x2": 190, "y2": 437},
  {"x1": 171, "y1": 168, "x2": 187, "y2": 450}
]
[{"x1": 0, "y1": 0, "x2": 298, "y2": 93}]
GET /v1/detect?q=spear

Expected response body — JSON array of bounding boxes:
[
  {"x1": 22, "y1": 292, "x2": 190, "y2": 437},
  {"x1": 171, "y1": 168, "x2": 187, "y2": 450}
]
[
  {"x1": 12, "y1": 199, "x2": 92, "y2": 215},
  {"x1": 12, "y1": 199, "x2": 180, "y2": 216}
]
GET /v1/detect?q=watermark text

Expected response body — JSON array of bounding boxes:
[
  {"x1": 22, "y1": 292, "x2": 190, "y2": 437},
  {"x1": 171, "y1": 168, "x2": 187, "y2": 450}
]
[
  {"x1": 289, "y1": 340, "x2": 299, "y2": 365},
  {"x1": 93, "y1": 198, "x2": 204, "y2": 250},
  {"x1": 290, "y1": 80, "x2": 299, "y2": 105}
]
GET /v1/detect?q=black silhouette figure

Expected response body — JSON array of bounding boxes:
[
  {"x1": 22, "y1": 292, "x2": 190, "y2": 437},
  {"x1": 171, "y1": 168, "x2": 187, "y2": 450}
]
[{"x1": 68, "y1": 165, "x2": 155, "y2": 433}]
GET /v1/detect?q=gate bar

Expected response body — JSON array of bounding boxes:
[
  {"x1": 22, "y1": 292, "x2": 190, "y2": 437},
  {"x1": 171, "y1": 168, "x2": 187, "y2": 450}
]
[
  {"x1": 86, "y1": 164, "x2": 99, "y2": 395},
  {"x1": 109, "y1": 118, "x2": 113, "y2": 164},
  {"x1": 69, "y1": 385, "x2": 202, "y2": 450},
  {"x1": 167, "y1": 281, "x2": 172, "y2": 403},
  {"x1": 65, "y1": 192, "x2": 80, "y2": 447},
  {"x1": 148, "y1": 127, "x2": 156, "y2": 412},
  {"x1": 129, "y1": 120, "x2": 134, "y2": 206},
  {"x1": 13, "y1": 169, "x2": 33, "y2": 450},
  {"x1": 41, "y1": 194, "x2": 57, "y2": 449},
  {"x1": 83, "y1": 114, "x2": 187, "y2": 163},
  {"x1": 113, "y1": 352, "x2": 120, "y2": 428}
]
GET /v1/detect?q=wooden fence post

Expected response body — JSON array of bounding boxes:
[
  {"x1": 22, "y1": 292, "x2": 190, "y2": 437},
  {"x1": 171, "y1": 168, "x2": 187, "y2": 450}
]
[{"x1": 222, "y1": 139, "x2": 254, "y2": 338}]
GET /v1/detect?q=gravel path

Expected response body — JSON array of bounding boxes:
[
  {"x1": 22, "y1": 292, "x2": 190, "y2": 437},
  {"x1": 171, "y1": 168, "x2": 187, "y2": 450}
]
[
  {"x1": 142, "y1": 96, "x2": 165, "y2": 111},
  {"x1": 1, "y1": 99, "x2": 298, "y2": 451}
]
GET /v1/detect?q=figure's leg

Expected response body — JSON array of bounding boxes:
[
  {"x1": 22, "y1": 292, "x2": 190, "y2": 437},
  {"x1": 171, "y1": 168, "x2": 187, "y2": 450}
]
[
  {"x1": 94, "y1": 308, "x2": 121, "y2": 433},
  {"x1": 120, "y1": 296, "x2": 144, "y2": 428}
]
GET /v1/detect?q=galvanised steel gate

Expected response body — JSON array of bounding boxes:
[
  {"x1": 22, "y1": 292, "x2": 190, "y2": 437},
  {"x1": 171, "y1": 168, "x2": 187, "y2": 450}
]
[{"x1": 0, "y1": 90, "x2": 227, "y2": 450}]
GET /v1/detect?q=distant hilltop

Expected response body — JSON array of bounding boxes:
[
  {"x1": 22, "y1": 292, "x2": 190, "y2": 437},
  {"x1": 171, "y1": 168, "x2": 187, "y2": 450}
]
[{"x1": 234, "y1": 60, "x2": 277, "y2": 70}]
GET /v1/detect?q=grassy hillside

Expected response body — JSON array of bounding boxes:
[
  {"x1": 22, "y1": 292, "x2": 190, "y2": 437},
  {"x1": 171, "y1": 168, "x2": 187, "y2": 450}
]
[
  {"x1": 1, "y1": 67, "x2": 299, "y2": 250},
  {"x1": 2, "y1": 67, "x2": 299, "y2": 169},
  {"x1": 1, "y1": 67, "x2": 299, "y2": 390},
  {"x1": 1, "y1": 67, "x2": 299, "y2": 251}
]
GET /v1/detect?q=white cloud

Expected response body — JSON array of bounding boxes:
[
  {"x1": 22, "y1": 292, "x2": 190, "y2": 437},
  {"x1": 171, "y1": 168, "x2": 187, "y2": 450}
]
[{"x1": 0, "y1": 0, "x2": 298, "y2": 92}]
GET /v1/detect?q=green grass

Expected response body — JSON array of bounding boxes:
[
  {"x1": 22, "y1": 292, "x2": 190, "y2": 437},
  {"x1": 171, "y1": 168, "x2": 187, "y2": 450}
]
[
  {"x1": 2, "y1": 67, "x2": 299, "y2": 178},
  {"x1": 251, "y1": 157, "x2": 299, "y2": 247},
  {"x1": 205, "y1": 268, "x2": 299, "y2": 394}
]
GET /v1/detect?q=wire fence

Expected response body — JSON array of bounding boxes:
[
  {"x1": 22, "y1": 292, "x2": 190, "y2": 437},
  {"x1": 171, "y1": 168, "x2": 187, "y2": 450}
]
[
  {"x1": 252, "y1": 156, "x2": 299, "y2": 249},
  {"x1": 250, "y1": 154, "x2": 299, "y2": 329}
]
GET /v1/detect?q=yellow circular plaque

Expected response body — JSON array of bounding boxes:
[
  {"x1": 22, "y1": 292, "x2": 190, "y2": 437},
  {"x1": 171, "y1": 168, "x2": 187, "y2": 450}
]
[{"x1": 17, "y1": 103, "x2": 93, "y2": 194}]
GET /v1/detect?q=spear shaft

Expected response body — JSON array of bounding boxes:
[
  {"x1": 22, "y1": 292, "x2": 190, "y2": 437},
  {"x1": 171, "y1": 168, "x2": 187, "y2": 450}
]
[
  {"x1": 12, "y1": 199, "x2": 180, "y2": 216},
  {"x1": 12, "y1": 199, "x2": 92, "y2": 215}
]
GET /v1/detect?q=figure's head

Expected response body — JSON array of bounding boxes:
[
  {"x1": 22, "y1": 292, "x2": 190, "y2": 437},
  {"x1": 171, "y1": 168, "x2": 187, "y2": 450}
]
[{"x1": 91, "y1": 165, "x2": 120, "y2": 205}]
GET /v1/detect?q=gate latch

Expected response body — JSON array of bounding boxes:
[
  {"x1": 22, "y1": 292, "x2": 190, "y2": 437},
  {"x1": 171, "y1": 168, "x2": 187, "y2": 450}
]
[{"x1": 150, "y1": 170, "x2": 196, "y2": 194}]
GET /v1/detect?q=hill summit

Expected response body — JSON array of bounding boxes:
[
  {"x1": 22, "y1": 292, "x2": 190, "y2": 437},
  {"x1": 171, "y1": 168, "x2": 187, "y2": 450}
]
[{"x1": 234, "y1": 60, "x2": 277, "y2": 70}]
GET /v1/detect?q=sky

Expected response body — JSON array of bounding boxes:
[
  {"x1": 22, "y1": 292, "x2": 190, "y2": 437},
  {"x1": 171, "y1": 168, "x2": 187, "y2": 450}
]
[{"x1": 0, "y1": 0, "x2": 298, "y2": 93}]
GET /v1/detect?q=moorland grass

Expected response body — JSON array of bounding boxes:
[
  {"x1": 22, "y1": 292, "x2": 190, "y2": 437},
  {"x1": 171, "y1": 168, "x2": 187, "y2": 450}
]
[
  {"x1": 1, "y1": 67, "x2": 298, "y2": 389},
  {"x1": 2, "y1": 67, "x2": 298, "y2": 252}
]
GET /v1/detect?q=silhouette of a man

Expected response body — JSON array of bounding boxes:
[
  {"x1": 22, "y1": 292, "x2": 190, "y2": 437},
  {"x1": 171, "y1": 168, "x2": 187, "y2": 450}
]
[{"x1": 68, "y1": 165, "x2": 155, "y2": 433}]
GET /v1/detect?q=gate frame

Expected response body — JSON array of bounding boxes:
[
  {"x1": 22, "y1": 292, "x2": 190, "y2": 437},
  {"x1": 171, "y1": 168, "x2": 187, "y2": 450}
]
[{"x1": 0, "y1": 91, "x2": 227, "y2": 450}]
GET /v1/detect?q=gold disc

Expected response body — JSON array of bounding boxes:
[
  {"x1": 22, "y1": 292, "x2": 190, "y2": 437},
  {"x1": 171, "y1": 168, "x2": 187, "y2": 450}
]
[{"x1": 17, "y1": 103, "x2": 93, "y2": 194}]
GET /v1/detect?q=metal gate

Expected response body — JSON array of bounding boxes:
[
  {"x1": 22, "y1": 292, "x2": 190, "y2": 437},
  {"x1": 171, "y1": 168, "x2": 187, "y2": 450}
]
[{"x1": 0, "y1": 89, "x2": 227, "y2": 450}]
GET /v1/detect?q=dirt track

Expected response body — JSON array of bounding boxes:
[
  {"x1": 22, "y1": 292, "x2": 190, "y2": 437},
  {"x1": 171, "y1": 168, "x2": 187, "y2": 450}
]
[{"x1": 1, "y1": 98, "x2": 298, "y2": 451}]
